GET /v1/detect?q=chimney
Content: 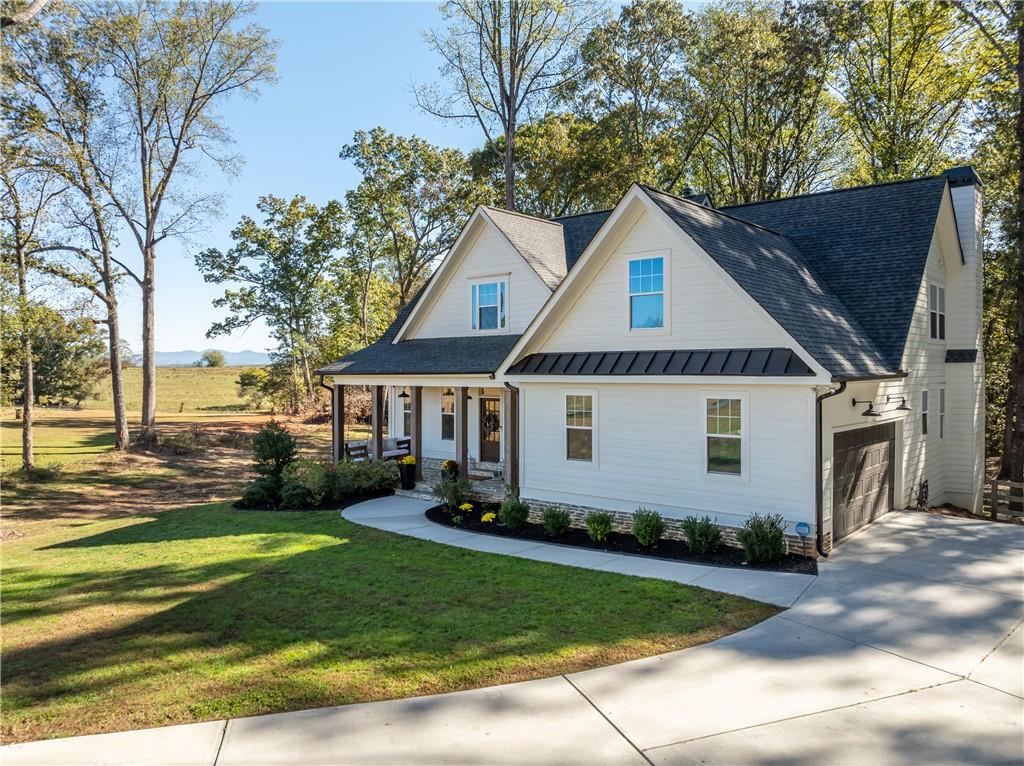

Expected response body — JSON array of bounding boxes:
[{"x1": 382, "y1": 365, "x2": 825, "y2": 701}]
[{"x1": 943, "y1": 166, "x2": 982, "y2": 265}]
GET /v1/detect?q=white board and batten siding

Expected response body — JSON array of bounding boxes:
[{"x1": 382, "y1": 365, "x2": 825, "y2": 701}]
[
  {"x1": 405, "y1": 220, "x2": 551, "y2": 339},
  {"x1": 518, "y1": 383, "x2": 816, "y2": 531},
  {"x1": 536, "y1": 209, "x2": 796, "y2": 353}
]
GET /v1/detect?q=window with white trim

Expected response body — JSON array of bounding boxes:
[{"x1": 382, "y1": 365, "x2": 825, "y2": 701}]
[
  {"x1": 471, "y1": 280, "x2": 506, "y2": 330},
  {"x1": 441, "y1": 390, "x2": 454, "y2": 440},
  {"x1": 628, "y1": 256, "x2": 664, "y2": 329},
  {"x1": 402, "y1": 389, "x2": 412, "y2": 435},
  {"x1": 939, "y1": 387, "x2": 945, "y2": 439},
  {"x1": 921, "y1": 390, "x2": 929, "y2": 436},
  {"x1": 929, "y1": 284, "x2": 946, "y2": 340},
  {"x1": 565, "y1": 394, "x2": 593, "y2": 462},
  {"x1": 706, "y1": 397, "x2": 742, "y2": 475}
]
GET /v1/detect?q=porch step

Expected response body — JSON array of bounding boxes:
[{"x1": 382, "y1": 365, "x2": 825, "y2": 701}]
[{"x1": 395, "y1": 487, "x2": 437, "y2": 503}]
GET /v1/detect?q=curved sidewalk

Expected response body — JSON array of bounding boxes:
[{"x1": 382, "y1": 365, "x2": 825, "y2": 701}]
[
  {"x1": 4, "y1": 502, "x2": 1022, "y2": 766},
  {"x1": 346, "y1": 496, "x2": 815, "y2": 607}
]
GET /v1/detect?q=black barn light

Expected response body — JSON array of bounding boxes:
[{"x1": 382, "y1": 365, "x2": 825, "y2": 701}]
[
  {"x1": 852, "y1": 398, "x2": 881, "y2": 417},
  {"x1": 886, "y1": 394, "x2": 911, "y2": 411}
]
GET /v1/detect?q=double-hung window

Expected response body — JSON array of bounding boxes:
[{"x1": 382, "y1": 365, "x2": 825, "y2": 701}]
[
  {"x1": 705, "y1": 397, "x2": 742, "y2": 475},
  {"x1": 628, "y1": 256, "x2": 664, "y2": 329},
  {"x1": 921, "y1": 390, "x2": 929, "y2": 436},
  {"x1": 565, "y1": 394, "x2": 593, "y2": 462},
  {"x1": 441, "y1": 390, "x2": 455, "y2": 440},
  {"x1": 472, "y1": 280, "x2": 507, "y2": 330},
  {"x1": 929, "y1": 285, "x2": 946, "y2": 340},
  {"x1": 939, "y1": 388, "x2": 946, "y2": 439}
]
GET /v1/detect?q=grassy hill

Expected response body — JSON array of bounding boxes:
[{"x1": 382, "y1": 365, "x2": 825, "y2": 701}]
[{"x1": 81, "y1": 366, "x2": 256, "y2": 413}]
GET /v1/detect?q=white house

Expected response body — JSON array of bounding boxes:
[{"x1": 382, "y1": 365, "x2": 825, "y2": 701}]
[{"x1": 317, "y1": 168, "x2": 985, "y2": 555}]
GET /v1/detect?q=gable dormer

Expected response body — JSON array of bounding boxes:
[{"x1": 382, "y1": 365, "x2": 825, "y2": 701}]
[{"x1": 396, "y1": 207, "x2": 559, "y2": 341}]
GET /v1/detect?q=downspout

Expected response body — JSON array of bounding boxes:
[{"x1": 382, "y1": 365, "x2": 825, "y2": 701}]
[
  {"x1": 815, "y1": 381, "x2": 846, "y2": 558},
  {"x1": 317, "y1": 375, "x2": 336, "y2": 460}
]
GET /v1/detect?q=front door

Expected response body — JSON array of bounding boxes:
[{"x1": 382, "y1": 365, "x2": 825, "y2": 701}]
[{"x1": 479, "y1": 397, "x2": 501, "y2": 463}]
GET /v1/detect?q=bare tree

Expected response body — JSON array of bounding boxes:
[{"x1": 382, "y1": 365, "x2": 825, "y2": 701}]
[
  {"x1": 417, "y1": 0, "x2": 602, "y2": 211},
  {"x1": 75, "y1": 0, "x2": 277, "y2": 439}
]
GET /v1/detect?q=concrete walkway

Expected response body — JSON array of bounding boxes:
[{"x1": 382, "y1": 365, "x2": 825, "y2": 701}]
[
  {"x1": 345, "y1": 496, "x2": 816, "y2": 607},
  {"x1": 5, "y1": 506, "x2": 1022, "y2": 765}
]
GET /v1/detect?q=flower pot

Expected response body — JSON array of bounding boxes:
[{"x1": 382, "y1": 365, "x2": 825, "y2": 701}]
[{"x1": 398, "y1": 463, "x2": 416, "y2": 490}]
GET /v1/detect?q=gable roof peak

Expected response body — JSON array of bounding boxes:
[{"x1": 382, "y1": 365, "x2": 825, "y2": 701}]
[{"x1": 639, "y1": 184, "x2": 784, "y2": 238}]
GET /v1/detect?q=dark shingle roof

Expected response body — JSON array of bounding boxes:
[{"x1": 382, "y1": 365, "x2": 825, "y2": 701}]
[
  {"x1": 508, "y1": 348, "x2": 815, "y2": 377},
  {"x1": 483, "y1": 207, "x2": 567, "y2": 289},
  {"x1": 641, "y1": 186, "x2": 895, "y2": 380},
  {"x1": 554, "y1": 210, "x2": 612, "y2": 269},
  {"x1": 722, "y1": 176, "x2": 949, "y2": 372}
]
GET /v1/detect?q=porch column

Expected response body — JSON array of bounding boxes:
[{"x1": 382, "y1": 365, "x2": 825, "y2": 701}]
[
  {"x1": 454, "y1": 386, "x2": 469, "y2": 473},
  {"x1": 370, "y1": 384, "x2": 384, "y2": 460},
  {"x1": 502, "y1": 385, "x2": 519, "y2": 491},
  {"x1": 332, "y1": 383, "x2": 345, "y2": 464},
  {"x1": 410, "y1": 386, "x2": 423, "y2": 481}
]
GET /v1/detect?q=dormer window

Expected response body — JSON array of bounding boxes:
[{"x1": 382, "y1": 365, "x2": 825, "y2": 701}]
[
  {"x1": 929, "y1": 284, "x2": 946, "y2": 340},
  {"x1": 628, "y1": 255, "x2": 665, "y2": 330},
  {"x1": 472, "y1": 280, "x2": 507, "y2": 331}
]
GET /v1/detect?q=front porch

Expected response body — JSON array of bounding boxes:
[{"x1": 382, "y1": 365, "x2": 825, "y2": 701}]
[{"x1": 325, "y1": 380, "x2": 519, "y2": 495}]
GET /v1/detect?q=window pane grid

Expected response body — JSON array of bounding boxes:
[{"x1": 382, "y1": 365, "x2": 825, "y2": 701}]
[
  {"x1": 705, "y1": 398, "x2": 742, "y2": 475},
  {"x1": 565, "y1": 394, "x2": 593, "y2": 461},
  {"x1": 474, "y1": 280, "x2": 506, "y2": 331},
  {"x1": 629, "y1": 257, "x2": 665, "y2": 329}
]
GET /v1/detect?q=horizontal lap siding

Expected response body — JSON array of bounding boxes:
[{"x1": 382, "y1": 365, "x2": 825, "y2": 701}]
[
  {"x1": 540, "y1": 211, "x2": 791, "y2": 352},
  {"x1": 411, "y1": 223, "x2": 550, "y2": 338},
  {"x1": 519, "y1": 382, "x2": 815, "y2": 530}
]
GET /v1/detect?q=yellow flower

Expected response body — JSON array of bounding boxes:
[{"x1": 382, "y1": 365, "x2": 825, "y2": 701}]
[
  {"x1": 399, "y1": 455, "x2": 416, "y2": 465},
  {"x1": 458, "y1": 502, "x2": 474, "y2": 512},
  {"x1": 481, "y1": 512, "x2": 496, "y2": 523}
]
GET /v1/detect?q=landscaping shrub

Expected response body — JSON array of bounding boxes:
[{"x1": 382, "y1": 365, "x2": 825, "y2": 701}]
[
  {"x1": 499, "y1": 495, "x2": 530, "y2": 529},
  {"x1": 681, "y1": 515, "x2": 722, "y2": 555},
  {"x1": 736, "y1": 513, "x2": 788, "y2": 564},
  {"x1": 332, "y1": 460, "x2": 398, "y2": 500},
  {"x1": 431, "y1": 475, "x2": 473, "y2": 509},
  {"x1": 240, "y1": 477, "x2": 279, "y2": 508},
  {"x1": 585, "y1": 511, "x2": 613, "y2": 543},
  {"x1": 632, "y1": 508, "x2": 665, "y2": 547},
  {"x1": 542, "y1": 507, "x2": 571, "y2": 536},
  {"x1": 282, "y1": 458, "x2": 331, "y2": 507},
  {"x1": 251, "y1": 420, "x2": 296, "y2": 483}
]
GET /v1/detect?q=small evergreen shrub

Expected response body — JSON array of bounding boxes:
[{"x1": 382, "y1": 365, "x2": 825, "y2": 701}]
[
  {"x1": 681, "y1": 515, "x2": 722, "y2": 555},
  {"x1": 432, "y1": 475, "x2": 473, "y2": 509},
  {"x1": 282, "y1": 458, "x2": 331, "y2": 507},
  {"x1": 632, "y1": 508, "x2": 665, "y2": 547},
  {"x1": 585, "y1": 511, "x2": 613, "y2": 543},
  {"x1": 251, "y1": 421, "x2": 296, "y2": 482},
  {"x1": 240, "y1": 477, "x2": 279, "y2": 508},
  {"x1": 542, "y1": 507, "x2": 571, "y2": 536},
  {"x1": 737, "y1": 513, "x2": 788, "y2": 564},
  {"x1": 332, "y1": 460, "x2": 398, "y2": 500},
  {"x1": 499, "y1": 495, "x2": 530, "y2": 529},
  {"x1": 280, "y1": 480, "x2": 312, "y2": 509}
]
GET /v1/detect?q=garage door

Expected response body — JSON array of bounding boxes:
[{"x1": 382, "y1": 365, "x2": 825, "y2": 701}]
[{"x1": 833, "y1": 423, "x2": 895, "y2": 541}]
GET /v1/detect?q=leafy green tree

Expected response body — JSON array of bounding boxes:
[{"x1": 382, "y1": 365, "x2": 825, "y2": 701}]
[
  {"x1": 416, "y1": 0, "x2": 602, "y2": 210},
  {"x1": 688, "y1": 1, "x2": 848, "y2": 205},
  {"x1": 341, "y1": 128, "x2": 487, "y2": 307},
  {"x1": 196, "y1": 195, "x2": 346, "y2": 412},
  {"x1": 200, "y1": 350, "x2": 225, "y2": 367},
  {"x1": 562, "y1": 0, "x2": 715, "y2": 193},
  {"x1": 839, "y1": 1, "x2": 980, "y2": 184}
]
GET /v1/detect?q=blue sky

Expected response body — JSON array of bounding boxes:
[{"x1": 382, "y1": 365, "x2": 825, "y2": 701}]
[{"x1": 120, "y1": 1, "x2": 481, "y2": 354}]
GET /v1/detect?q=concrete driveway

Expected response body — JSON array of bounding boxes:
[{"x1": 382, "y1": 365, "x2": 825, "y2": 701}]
[{"x1": 4, "y1": 510, "x2": 1022, "y2": 765}]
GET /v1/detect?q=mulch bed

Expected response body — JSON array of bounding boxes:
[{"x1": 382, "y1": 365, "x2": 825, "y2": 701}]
[
  {"x1": 425, "y1": 504, "x2": 817, "y2": 575},
  {"x1": 232, "y1": 489, "x2": 394, "y2": 513}
]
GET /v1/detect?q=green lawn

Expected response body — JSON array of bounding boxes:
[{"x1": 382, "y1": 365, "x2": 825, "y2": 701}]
[
  {"x1": 81, "y1": 366, "x2": 254, "y2": 412},
  {"x1": 1, "y1": 501, "x2": 777, "y2": 743}
]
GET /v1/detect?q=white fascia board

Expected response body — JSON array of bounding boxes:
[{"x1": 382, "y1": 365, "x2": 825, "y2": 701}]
[
  {"x1": 328, "y1": 374, "x2": 492, "y2": 387},
  {"x1": 501, "y1": 375, "x2": 828, "y2": 386},
  {"x1": 391, "y1": 208, "x2": 488, "y2": 343},
  {"x1": 935, "y1": 186, "x2": 964, "y2": 279}
]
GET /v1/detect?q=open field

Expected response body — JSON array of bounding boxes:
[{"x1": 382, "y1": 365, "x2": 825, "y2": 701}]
[
  {"x1": 81, "y1": 366, "x2": 255, "y2": 412},
  {"x1": 0, "y1": 423, "x2": 777, "y2": 744}
]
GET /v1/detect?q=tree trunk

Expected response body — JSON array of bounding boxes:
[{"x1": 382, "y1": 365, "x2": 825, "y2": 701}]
[
  {"x1": 504, "y1": 116, "x2": 516, "y2": 211},
  {"x1": 1001, "y1": 15, "x2": 1024, "y2": 481},
  {"x1": 16, "y1": 244, "x2": 33, "y2": 470},
  {"x1": 139, "y1": 246, "x2": 157, "y2": 438},
  {"x1": 105, "y1": 294, "x2": 130, "y2": 450}
]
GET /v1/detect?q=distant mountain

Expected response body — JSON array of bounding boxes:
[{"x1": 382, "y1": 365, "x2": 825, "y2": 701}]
[{"x1": 155, "y1": 349, "x2": 271, "y2": 367}]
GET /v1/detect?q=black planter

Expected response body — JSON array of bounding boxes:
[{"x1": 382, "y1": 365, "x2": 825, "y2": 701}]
[{"x1": 398, "y1": 463, "x2": 416, "y2": 490}]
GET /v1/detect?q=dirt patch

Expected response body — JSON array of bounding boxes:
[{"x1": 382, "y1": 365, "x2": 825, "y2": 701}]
[{"x1": 907, "y1": 503, "x2": 1023, "y2": 525}]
